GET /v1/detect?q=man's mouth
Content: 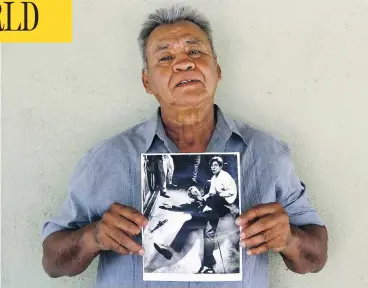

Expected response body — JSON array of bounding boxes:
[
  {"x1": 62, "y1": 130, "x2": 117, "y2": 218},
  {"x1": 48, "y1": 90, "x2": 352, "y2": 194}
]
[{"x1": 175, "y1": 79, "x2": 201, "y2": 87}]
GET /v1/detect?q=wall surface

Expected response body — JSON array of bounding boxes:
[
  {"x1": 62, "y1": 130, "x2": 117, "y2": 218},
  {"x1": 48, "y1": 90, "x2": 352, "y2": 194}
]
[
  {"x1": 2, "y1": 0, "x2": 368, "y2": 287},
  {"x1": 0, "y1": 42, "x2": 2, "y2": 284}
]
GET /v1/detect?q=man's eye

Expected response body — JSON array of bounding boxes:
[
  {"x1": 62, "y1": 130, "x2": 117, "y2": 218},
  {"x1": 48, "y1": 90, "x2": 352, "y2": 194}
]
[
  {"x1": 159, "y1": 56, "x2": 173, "y2": 62},
  {"x1": 189, "y1": 50, "x2": 202, "y2": 55}
]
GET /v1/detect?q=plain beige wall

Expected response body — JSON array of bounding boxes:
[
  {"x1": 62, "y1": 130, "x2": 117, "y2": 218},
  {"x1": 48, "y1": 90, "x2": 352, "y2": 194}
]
[
  {"x1": 0, "y1": 42, "x2": 2, "y2": 284},
  {"x1": 2, "y1": 0, "x2": 368, "y2": 287}
]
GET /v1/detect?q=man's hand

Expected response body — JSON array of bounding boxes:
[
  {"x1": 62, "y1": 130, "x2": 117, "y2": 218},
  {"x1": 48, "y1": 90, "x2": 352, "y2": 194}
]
[
  {"x1": 236, "y1": 203, "x2": 291, "y2": 255},
  {"x1": 95, "y1": 202, "x2": 148, "y2": 256},
  {"x1": 159, "y1": 202, "x2": 173, "y2": 209}
]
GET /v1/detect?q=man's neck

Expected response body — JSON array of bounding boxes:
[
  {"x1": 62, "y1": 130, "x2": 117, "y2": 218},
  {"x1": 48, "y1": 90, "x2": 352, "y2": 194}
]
[{"x1": 160, "y1": 103, "x2": 216, "y2": 153}]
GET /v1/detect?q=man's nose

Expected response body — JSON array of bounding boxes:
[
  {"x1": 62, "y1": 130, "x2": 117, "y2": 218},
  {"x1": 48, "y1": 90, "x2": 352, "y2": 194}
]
[{"x1": 173, "y1": 57, "x2": 195, "y2": 72}]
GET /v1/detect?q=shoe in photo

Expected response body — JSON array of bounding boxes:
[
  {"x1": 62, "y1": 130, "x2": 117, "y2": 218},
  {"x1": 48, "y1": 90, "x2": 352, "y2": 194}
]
[{"x1": 154, "y1": 243, "x2": 173, "y2": 260}]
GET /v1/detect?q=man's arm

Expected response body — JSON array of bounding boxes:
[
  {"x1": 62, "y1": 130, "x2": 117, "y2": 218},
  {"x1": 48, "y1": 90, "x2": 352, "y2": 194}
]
[
  {"x1": 159, "y1": 202, "x2": 195, "y2": 212},
  {"x1": 42, "y1": 223, "x2": 100, "y2": 277},
  {"x1": 236, "y1": 203, "x2": 328, "y2": 274},
  {"x1": 42, "y1": 203, "x2": 147, "y2": 278},
  {"x1": 281, "y1": 224, "x2": 328, "y2": 273},
  {"x1": 217, "y1": 173, "x2": 237, "y2": 204},
  {"x1": 202, "y1": 181, "x2": 217, "y2": 202}
]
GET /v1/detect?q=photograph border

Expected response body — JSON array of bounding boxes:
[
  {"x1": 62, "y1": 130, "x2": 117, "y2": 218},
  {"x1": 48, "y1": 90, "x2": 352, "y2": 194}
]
[{"x1": 141, "y1": 152, "x2": 242, "y2": 282}]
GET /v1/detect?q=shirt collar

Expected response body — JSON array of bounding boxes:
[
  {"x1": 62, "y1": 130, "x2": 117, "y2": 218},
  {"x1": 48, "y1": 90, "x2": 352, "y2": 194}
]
[
  {"x1": 211, "y1": 104, "x2": 248, "y2": 146},
  {"x1": 219, "y1": 107, "x2": 248, "y2": 145},
  {"x1": 141, "y1": 109, "x2": 160, "y2": 152},
  {"x1": 142, "y1": 104, "x2": 247, "y2": 152}
]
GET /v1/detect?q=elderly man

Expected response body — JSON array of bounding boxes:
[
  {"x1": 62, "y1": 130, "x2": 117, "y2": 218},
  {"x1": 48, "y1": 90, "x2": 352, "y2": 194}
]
[{"x1": 41, "y1": 5, "x2": 328, "y2": 288}]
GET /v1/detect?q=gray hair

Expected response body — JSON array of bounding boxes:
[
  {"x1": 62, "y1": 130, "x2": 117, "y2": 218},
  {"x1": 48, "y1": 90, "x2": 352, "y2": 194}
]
[{"x1": 138, "y1": 5, "x2": 216, "y2": 69}]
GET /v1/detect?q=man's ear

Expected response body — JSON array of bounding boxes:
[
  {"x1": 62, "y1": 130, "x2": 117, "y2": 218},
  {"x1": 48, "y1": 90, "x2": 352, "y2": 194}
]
[
  {"x1": 214, "y1": 56, "x2": 222, "y2": 81},
  {"x1": 142, "y1": 69, "x2": 153, "y2": 94},
  {"x1": 217, "y1": 64, "x2": 222, "y2": 81}
]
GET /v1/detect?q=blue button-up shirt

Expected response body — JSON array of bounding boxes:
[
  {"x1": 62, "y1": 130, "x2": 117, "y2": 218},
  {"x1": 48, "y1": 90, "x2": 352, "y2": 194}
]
[{"x1": 42, "y1": 105, "x2": 323, "y2": 288}]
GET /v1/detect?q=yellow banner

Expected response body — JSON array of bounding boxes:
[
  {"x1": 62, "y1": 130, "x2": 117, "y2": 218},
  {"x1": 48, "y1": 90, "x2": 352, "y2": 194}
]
[{"x1": 0, "y1": 0, "x2": 72, "y2": 42}]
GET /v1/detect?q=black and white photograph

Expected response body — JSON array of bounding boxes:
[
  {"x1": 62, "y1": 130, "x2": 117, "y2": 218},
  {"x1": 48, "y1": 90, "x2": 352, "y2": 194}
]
[{"x1": 141, "y1": 153, "x2": 242, "y2": 281}]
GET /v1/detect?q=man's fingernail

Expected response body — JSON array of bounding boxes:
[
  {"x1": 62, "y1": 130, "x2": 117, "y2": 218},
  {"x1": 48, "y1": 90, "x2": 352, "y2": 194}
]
[
  {"x1": 240, "y1": 233, "x2": 245, "y2": 239},
  {"x1": 235, "y1": 218, "x2": 241, "y2": 225},
  {"x1": 246, "y1": 250, "x2": 252, "y2": 255},
  {"x1": 139, "y1": 249, "x2": 145, "y2": 256}
]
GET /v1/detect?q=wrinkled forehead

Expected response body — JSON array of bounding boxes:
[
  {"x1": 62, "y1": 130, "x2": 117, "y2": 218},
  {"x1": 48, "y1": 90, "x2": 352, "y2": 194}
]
[{"x1": 146, "y1": 21, "x2": 211, "y2": 53}]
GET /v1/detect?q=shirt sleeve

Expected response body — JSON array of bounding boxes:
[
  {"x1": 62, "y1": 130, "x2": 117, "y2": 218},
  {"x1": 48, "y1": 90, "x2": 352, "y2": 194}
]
[
  {"x1": 275, "y1": 145, "x2": 324, "y2": 227},
  {"x1": 41, "y1": 151, "x2": 98, "y2": 241},
  {"x1": 208, "y1": 176, "x2": 217, "y2": 196},
  {"x1": 218, "y1": 172, "x2": 237, "y2": 204}
]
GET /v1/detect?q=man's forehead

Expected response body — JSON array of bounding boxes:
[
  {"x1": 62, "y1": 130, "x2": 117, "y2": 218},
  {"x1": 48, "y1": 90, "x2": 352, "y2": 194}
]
[
  {"x1": 146, "y1": 22, "x2": 209, "y2": 51},
  {"x1": 154, "y1": 37, "x2": 204, "y2": 50}
]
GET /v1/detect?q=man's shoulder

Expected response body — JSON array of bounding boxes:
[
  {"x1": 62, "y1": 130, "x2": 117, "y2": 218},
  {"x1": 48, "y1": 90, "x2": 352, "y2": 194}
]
[
  {"x1": 82, "y1": 119, "x2": 152, "y2": 165},
  {"x1": 231, "y1": 118, "x2": 290, "y2": 157},
  {"x1": 220, "y1": 169, "x2": 232, "y2": 178}
]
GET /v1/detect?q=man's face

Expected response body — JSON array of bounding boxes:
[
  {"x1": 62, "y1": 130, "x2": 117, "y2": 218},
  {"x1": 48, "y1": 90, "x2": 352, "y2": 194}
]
[
  {"x1": 211, "y1": 161, "x2": 222, "y2": 175},
  {"x1": 142, "y1": 21, "x2": 222, "y2": 109},
  {"x1": 188, "y1": 186, "x2": 202, "y2": 200}
]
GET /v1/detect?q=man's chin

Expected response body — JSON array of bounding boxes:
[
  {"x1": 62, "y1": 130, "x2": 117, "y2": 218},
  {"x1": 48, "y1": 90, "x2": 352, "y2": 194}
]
[{"x1": 171, "y1": 92, "x2": 213, "y2": 108}]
